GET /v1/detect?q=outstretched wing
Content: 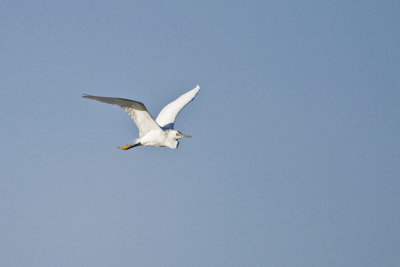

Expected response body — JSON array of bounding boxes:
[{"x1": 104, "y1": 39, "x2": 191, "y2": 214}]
[
  {"x1": 155, "y1": 85, "x2": 200, "y2": 129},
  {"x1": 83, "y1": 94, "x2": 161, "y2": 137}
]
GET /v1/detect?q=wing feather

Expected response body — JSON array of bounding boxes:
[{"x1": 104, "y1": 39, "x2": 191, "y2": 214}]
[
  {"x1": 83, "y1": 94, "x2": 161, "y2": 137},
  {"x1": 155, "y1": 85, "x2": 200, "y2": 129}
]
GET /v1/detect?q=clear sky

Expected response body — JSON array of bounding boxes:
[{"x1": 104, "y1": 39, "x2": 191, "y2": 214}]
[{"x1": 1, "y1": 0, "x2": 399, "y2": 266}]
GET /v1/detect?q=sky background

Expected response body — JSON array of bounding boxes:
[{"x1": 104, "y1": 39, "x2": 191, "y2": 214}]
[{"x1": 1, "y1": 0, "x2": 399, "y2": 266}]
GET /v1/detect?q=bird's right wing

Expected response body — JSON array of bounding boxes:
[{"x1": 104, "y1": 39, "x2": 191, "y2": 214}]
[
  {"x1": 83, "y1": 95, "x2": 161, "y2": 137},
  {"x1": 155, "y1": 85, "x2": 200, "y2": 129}
]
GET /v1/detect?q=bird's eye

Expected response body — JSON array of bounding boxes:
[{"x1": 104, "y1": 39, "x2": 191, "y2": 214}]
[{"x1": 176, "y1": 133, "x2": 180, "y2": 136}]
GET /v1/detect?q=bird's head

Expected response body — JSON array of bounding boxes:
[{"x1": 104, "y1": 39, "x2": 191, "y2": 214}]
[{"x1": 170, "y1": 130, "x2": 192, "y2": 139}]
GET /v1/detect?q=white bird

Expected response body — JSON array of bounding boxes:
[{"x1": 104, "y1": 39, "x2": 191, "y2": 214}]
[{"x1": 83, "y1": 85, "x2": 200, "y2": 150}]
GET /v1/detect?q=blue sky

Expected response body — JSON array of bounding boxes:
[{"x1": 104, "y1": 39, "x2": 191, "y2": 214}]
[{"x1": 1, "y1": 0, "x2": 399, "y2": 266}]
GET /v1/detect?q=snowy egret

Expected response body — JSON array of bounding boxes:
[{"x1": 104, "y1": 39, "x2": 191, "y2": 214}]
[{"x1": 83, "y1": 85, "x2": 200, "y2": 150}]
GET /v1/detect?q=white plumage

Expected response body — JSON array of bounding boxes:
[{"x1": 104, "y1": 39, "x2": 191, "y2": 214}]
[{"x1": 83, "y1": 85, "x2": 200, "y2": 150}]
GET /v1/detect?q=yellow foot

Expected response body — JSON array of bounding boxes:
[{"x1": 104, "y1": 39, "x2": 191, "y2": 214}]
[{"x1": 118, "y1": 144, "x2": 133, "y2": 150}]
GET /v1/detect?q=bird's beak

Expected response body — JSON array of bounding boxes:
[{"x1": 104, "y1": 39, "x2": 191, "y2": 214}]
[{"x1": 178, "y1": 133, "x2": 192, "y2": 138}]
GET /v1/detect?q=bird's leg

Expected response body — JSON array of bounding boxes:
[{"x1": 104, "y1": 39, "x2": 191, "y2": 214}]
[
  {"x1": 118, "y1": 144, "x2": 133, "y2": 150},
  {"x1": 117, "y1": 143, "x2": 141, "y2": 150}
]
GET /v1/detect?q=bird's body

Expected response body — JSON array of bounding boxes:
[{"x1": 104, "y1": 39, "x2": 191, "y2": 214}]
[
  {"x1": 83, "y1": 85, "x2": 200, "y2": 150},
  {"x1": 136, "y1": 129, "x2": 179, "y2": 149}
]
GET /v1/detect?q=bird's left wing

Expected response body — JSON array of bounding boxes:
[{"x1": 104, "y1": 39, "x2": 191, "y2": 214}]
[
  {"x1": 155, "y1": 85, "x2": 200, "y2": 129},
  {"x1": 83, "y1": 95, "x2": 161, "y2": 137}
]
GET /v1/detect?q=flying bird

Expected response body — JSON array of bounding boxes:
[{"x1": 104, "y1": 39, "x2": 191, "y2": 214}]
[{"x1": 83, "y1": 85, "x2": 200, "y2": 150}]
